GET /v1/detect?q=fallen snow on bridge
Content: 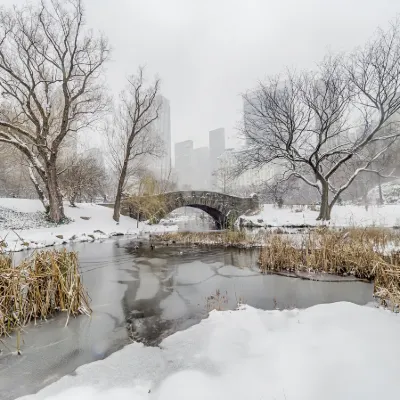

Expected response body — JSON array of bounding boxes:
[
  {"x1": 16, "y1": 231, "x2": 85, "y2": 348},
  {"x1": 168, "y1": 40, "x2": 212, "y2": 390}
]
[{"x1": 18, "y1": 302, "x2": 400, "y2": 400}]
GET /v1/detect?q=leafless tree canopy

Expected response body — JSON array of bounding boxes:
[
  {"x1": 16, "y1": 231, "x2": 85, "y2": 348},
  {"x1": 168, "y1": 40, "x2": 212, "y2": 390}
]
[
  {"x1": 212, "y1": 157, "x2": 236, "y2": 194},
  {"x1": 0, "y1": 0, "x2": 110, "y2": 222},
  {"x1": 107, "y1": 67, "x2": 163, "y2": 222},
  {"x1": 239, "y1": 20, "x2": 400, "y2": 220},
  {"x1": 59, "y1": 152, "x2": 108, "y2": 207}
]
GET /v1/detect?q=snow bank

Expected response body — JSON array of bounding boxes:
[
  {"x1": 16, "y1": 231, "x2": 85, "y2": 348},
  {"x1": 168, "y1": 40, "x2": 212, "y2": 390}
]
[
  {"x1": 242, "y1": 203, "x2": 400, "y2": 227},
  {"x1": 0, "y1": 199, "x2": 177, "y2": 253},
  {"x1": 18, "y1": 302, "x2": 400, "y2": 400}
]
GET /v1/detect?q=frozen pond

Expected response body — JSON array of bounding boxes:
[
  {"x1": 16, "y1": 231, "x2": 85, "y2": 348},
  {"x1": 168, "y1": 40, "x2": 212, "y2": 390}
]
[{"x1": 0, "y1": 238, "x2": 373, "y2": 400}]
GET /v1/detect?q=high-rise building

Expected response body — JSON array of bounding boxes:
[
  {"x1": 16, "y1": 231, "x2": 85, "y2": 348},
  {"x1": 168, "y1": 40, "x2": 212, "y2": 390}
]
[
  {"x1": 148, "y1": 95, "x2": 172, "y2": 180},
  {"x1": 193, "y1": 146, "x2": 210, "y2": 189},
  {"x1": 175, "y1": 140, "x2": 194, "y2": 189},
  {"x1": 209, "y1": 128, "x2": 226, "y2": 180}
]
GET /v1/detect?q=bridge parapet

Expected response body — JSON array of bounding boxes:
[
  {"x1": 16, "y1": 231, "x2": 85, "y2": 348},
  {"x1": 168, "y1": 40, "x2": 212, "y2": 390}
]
[{"x1": 122, "y1": 190, "x2": 259, "y2": 228}]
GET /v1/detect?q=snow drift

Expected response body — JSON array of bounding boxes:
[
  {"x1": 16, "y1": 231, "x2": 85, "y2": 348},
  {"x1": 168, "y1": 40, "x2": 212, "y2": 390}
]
[{"x1": 18, "y1": 302, "x2": 400, "y2": 400}]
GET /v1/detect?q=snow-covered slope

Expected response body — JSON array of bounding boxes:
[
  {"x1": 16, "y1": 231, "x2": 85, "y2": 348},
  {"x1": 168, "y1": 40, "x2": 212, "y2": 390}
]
[
  {"x1": 18, "y1": 302, "x2": 400, "y2": 400},
  {"x1": 0, "y1": 199, "x2": 177, "y2": 252}
]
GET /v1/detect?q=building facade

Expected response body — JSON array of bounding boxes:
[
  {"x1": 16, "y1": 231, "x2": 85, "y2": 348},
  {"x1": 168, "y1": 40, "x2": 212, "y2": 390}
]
[
  {"x1": 148, "y1": 95, "x2": 172, "y2": 180},
  {"x1": 174, "y1": 140, "x2": 194, "y2": 189},
  {"x1": 209, "y1": 128, "x2": 226, "y2": 187},
  {"x1": 193, "y1": 146, "x2": 210, "y2": 190}
]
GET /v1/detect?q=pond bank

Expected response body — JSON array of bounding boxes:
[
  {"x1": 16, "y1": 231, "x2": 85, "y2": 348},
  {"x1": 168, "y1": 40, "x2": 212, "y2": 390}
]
[{"x1": 0, "y1": 239, "x2": 373, "y2": 400}]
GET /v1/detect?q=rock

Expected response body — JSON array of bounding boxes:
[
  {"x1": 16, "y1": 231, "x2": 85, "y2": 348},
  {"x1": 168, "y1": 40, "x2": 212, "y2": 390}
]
[
  {"x1": 88, "y1": 234, "x2": 95, "y2": 240},
  {"x1": 94, "y1": 230, "x2": 106, "y2": 235},
  {"x1": 70, "y1": 235, "x2": 77, "y2": 241},
  {"x1": 80, "y1": 216, "x2": 91, "y2": 220},
  {"x1": 55, "y1": 235, "x2": 64, "y2": 240},
  {"x1": 110, "y1": 232, "x2": 124, "y2": 237},
  {"x1": 126, "y1": 310, "x2": 145, "y2": 323}
]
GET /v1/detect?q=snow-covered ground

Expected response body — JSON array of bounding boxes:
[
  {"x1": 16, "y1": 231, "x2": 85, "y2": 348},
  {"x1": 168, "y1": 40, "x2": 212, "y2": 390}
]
[
  {"x1": 0, "y1": 199, "x2": 177, "y2": 253},
  {"x1": 242, "y1": 203, "x2": 400, "y2": 227},
  {"x1": 368, "y1": 179, "x2": 400, "y2": 205},
  {"x1": 18, "y1": 302, "x2": 400, "y2": 400}
]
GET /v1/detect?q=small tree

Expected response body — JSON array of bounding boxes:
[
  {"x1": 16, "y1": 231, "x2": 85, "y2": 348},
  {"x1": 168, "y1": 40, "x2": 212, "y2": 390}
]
[
  {"x1": 0, "y1": 0, "x2": 109, "y2": 222},
  {"x1": 59, "y1": 152, "x2": 107, "y2": 206},
  {"x1": 259, "y1": 176, "x2": 299, "y2": 208},
  {"x1": 127, "y1": 172, "x2": 168, "y2": 226},
  {"x1": 212, "y1": 157, "x2": 235, "y2": 194},
  {"x1": 107, "y1": 67, "x2": 162, "y2": 222}
]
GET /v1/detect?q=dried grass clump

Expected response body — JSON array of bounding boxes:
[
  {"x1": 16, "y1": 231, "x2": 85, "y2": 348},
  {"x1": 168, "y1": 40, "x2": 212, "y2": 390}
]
[
  {"x1": 259, "y1": 228, "x2": 400, "y2": 308},
  {"x1": 0, "y1": 255, "x2": 12, "y2": 270},
  {"x1": 0, "y1": 249, "x2": 91, "y2": 337},
  {"x1": 155, "y1": 230, "x2": 263, "y2": 248}
]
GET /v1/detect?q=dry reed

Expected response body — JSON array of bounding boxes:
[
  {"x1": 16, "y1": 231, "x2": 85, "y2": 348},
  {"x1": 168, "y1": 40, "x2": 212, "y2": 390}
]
[
  {"x1": 154, "y1": 230, "x2": 264, "y2": 248},
  {"x1": 259, "y1": 228, "x2": 400, "y2": 308},
  {"x1": 0, "y1": 249, "x2": 91, "y2": 337}
]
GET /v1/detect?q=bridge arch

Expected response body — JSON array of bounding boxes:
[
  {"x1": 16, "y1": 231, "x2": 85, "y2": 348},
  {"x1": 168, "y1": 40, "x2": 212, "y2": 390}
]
[{"x1": 124, "y1": 191, "x2": 259, "y2": 229}]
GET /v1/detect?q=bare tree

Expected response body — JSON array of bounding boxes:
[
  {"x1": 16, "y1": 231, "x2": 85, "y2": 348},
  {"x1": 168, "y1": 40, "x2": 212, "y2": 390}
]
[
  {"x1": 107, "y1": 67, "x2": 162, "y2": 222},
  {"x1": 259, "y1": 176, "x2": 299, "y2": 208},
  {"x1": 0, "y1": 0, "x2": 109, "y2": 222},
  {"x1": 239, "y1": 21, "x2": 400, "y2": 220},
  {"x1": 59, "y1": 152, "x2": 107, "y2": 206},
  {"x1": 0, "y1": 143, "x2": 37, "y2": 198},
  {"x1": 212, "y1": 156, "x2": 236, "y2": 194}
]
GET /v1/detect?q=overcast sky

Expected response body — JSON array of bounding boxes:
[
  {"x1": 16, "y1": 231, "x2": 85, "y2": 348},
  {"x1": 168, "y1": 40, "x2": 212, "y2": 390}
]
[{"x1": 4, "y1": 0, "x2": 400, "y2": 151}]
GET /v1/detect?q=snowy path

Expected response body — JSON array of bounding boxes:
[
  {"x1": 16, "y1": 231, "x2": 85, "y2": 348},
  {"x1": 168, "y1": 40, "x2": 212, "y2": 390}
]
[{"x1": 17, "y1": 302, "x2": 400, "y2": 400}]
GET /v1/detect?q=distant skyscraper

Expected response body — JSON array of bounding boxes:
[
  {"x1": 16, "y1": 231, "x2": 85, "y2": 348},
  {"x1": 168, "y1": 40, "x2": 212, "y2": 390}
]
[
  {"x1": 193, "y1": 146, "x2": 210, "y2": 189},
  {"x1": 148, "y1": 95, "x2": 171, "y2": 180},
  {"x1": 209, "y1": 128, "x2": 226, "y2": 186},
  {"x1": 175, "y1": 140, "x2": 194, "y2": 189}
]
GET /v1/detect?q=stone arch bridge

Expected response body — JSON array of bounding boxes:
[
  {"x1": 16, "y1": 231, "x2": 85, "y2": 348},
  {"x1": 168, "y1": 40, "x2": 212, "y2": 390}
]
[{"x1": 121, "y1": 191, "x2": 259, "y2": 228}]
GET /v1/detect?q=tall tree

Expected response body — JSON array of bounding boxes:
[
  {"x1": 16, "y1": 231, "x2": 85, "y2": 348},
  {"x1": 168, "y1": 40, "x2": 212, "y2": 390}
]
[
  {"x1": 0, "y1": 0, "x2": 109, "y2": 222},
  {"x1": 239, "y1": 20, "x2": 400, "y2": 220},
  {"x1": 107, "y1": 67, "x2": 162, "y2": 222}
]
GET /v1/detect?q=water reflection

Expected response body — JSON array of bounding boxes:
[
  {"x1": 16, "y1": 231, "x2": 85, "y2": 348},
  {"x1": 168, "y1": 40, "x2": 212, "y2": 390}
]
[
  {"x1": 166, "y1": 207, "x2": 217, "y2": 231},
  {"x1": 121, "y1": 245, "x2": 373, "y2": 346}
]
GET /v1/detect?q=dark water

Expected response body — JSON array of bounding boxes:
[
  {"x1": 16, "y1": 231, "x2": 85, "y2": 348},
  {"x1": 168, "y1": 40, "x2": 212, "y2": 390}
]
[{"x1": 0, "y1": 238, "x2": 373, "y2": 400}]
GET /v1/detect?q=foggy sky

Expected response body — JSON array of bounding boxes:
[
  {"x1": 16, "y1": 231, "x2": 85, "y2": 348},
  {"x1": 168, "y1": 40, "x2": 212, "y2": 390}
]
[{"x1": 3, "y1": 0, "x2": 400, "y2": 150}]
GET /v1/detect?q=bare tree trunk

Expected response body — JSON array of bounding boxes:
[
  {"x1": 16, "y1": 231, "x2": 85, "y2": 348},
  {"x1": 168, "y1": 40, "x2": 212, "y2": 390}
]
[
  {"x1": 317, "y1": 181, "x2": 330, "y2": 220},
  {"x1": 47, "y1": 164, "x2": 66, "y2": 223},
  {"x1": 378, "y1": 175, "x2": 384, "y2": 205},
  {"x1": 28, "y1": 164, "x2": 50, "y2": 214},
  {"x1": 113, "y1": 161, "x2": 128, "y2": 222},
  {"x1": 69, "y1": 193, "x2": 77, "y2": 207}
]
